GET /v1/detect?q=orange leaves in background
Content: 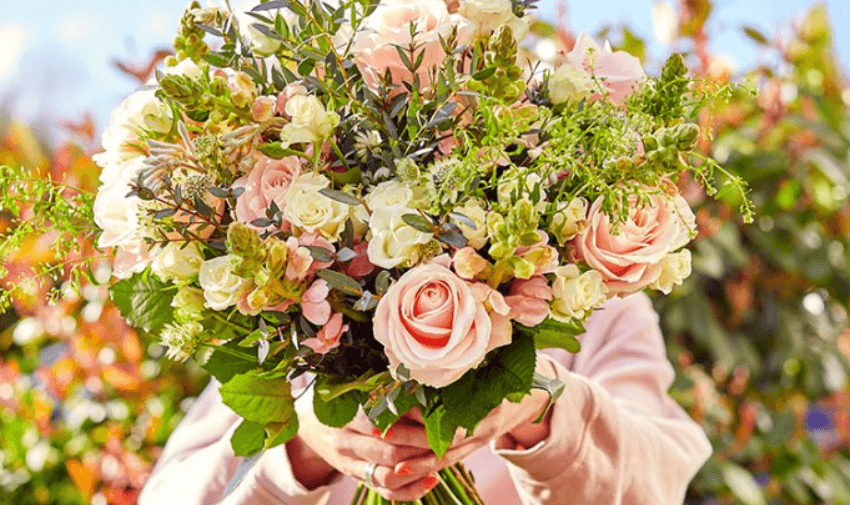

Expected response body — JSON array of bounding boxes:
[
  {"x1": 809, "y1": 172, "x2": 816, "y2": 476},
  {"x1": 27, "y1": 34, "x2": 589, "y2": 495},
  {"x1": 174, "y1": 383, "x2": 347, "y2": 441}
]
[{"x1": 112, "y1": 48, "x2": 173, "y2": 84}]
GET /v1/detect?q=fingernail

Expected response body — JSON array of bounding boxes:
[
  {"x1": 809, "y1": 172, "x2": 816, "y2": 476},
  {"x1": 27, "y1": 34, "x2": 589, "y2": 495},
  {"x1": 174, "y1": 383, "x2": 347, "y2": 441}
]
[
  {"x1": 424, "y1": 475, "x2": 439, "y2": 490},
  {"x1": 385, "y1": 428, "x2": 394, "y2": 439},
  {"x1": 372, "y1": 427, "x2": 382, "y2": 437},
  {"x1": 395, "y1": 462, "x2": 412, "y2": 477}
]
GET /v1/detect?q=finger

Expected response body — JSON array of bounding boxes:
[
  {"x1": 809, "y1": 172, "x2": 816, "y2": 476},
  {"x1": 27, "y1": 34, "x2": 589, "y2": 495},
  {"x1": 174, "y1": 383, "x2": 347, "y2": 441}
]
[
  {"x1": 372, "y1": 422, "x2": 431, "y2": 449},
  {"x1": 370, "y1": 462, "x2": 432, "y2": 490},
  {"x1": 372, "y1": 474, "x2": 441, "y2": 502},
  {"x1": 396, "y1": 438, "x2": 486, "y2": 476},
  {"x1": 338, "y1": 433, "x2": 432, "y2": 466}
]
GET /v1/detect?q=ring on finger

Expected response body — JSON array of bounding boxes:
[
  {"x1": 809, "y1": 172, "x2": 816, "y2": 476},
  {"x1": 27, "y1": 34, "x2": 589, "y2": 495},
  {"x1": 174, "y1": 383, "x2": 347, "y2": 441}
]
[{"x1": 363, "y1": 461, "x2": 379, "y2": 487}]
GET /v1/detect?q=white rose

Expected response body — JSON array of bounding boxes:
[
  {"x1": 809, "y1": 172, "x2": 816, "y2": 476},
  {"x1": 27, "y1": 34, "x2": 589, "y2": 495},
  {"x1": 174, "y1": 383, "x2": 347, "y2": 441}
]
[
  {"x1": 455, "y1": 200, "x2": 489, "y2": 250},
  {"x1": 367, "y1": 206, "x2": 433, "y2": 269},
  {"x1": 93, "y1": 157, "x2": 146, "y2": 249},
  {"x1": 198, "y1": 256, "x2": 246, "y2": 311},
  {"x1": 550, "y1": 197, "x2": 588, "y2": 244},
  {"x1": 93, "y1": 89, "x2": 171, "y2": 181},
  {"x1": 550, "y1": 265, "x2": 607, "y2": 322},
  {"x1": 459, "y1": 0, "x2": 528, "y2": 39},
  {"x1": 651, "y1": 249, "x2": 692, "y2": 295},
  {"x1": 166, "y1": 58, "x2": 203, "y2": 80},
  {"x1": 283, "y1": 174, "x2": 351, "y2": 241},
  {"x1": 281, "y1": 95, "x2": 340, "y2": 146},
  {"x1": 151, "y1": 242, "x2": 205, "y2": 283},
  {"x1": 548, "y1": 62, "x2": 596, "y2": 104},
  {"x1": 366, "y1": 180, "x2": 414, "y2": 210},
  {"x1": 172, "y1": 286, "x2": 206, "y2": 322}
]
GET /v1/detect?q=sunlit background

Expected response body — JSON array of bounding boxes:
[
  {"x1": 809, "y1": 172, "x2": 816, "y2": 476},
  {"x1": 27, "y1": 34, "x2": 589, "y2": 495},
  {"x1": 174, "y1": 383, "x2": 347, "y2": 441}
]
[{"x1": 1, "y1": 1, "x2": 848, "y2": 137}]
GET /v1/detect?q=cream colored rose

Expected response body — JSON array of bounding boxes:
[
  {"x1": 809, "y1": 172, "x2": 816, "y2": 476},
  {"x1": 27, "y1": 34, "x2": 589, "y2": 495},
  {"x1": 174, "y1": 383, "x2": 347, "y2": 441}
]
[
  {"x1": 171, "y1": 286, "x2": 206, "y2": 322},
  {"x1": 454, "y1": 200, "x2": 488, "y2": 250},
  {"x1": 651, "y1": 249, "x2": 692, "y2": 295},
  {"x1": 198, "y1": 256, "x2": 247, "y2": 311},
  {"x1": 550, "y1": 197, "x2": 588, "y2": 244},
  {"x1": 366, "y1": 180, "x2": 414, "y2": 210},
  {"x1": 373, "y1": 263, "x2": 510, "y2": 388},
  {"x1": 548, "y1": 62, "x2": 596, "y2": 104},
  {"x1": 280, "y1": 95, "x2": 340, "y2": 146},
  {"x1": 550, "y1": 265, "x2": 607, "y2": 322},
  {"x1": 151, "y1": 243, "x2": 205, "y2": 283},
  {"x1": 367, "y1": 206, "x2": 433, "y2": 269},
  {"x1": 93, "y1": 90, "x2": 171, "y2": 180},
  {"x1": 458, "y1": 0, "x2": 528, "y2": 39},
  {"x1": 93, "y1": 157, "x2": 146, "y2": 250},
  {"x1": 283, "y1": 174, "x2": 351, "y2": 241}
]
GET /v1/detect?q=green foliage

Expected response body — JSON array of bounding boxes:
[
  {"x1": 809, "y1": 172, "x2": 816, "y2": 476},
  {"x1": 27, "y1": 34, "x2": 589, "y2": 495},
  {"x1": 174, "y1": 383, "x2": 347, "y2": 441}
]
[
  {"x1": 219, "y1": 371, "x2": 295, "y2": 426},
  {"x1": 313, "y1": 389, "x2": 360, "y2": 428},
  {"x1": 109, "y1": 271, "x2": 177, "y2": 333},
  {"x1": 519, "y1": 317, "x2": 584, "y2": 353},
  {"x1": 231, "y1": 420, "x2": 267, "y2": 457}
]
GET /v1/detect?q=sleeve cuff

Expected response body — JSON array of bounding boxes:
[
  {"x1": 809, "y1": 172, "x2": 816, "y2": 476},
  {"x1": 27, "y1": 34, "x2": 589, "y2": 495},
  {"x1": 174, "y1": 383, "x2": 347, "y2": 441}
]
[{"x1": 491, "y1": 358, "x2": 600, "y2": 483}]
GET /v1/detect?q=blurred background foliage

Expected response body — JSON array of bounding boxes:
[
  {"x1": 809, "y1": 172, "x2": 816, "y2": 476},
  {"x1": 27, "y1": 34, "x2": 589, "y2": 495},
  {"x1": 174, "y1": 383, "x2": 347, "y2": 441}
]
[
  {"x1": 2, "y1": 0, "x2": 850, "y2": 504},
  {"x1": 0, "y1": 120, "x2": 207, "y2": 504}
]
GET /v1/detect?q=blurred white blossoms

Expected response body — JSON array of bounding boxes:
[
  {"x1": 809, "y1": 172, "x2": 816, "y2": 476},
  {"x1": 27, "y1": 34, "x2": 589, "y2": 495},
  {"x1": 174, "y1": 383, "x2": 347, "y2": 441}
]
[
  {"x1": 199, "y1": 256, "x2": 246, "y2": 310},
  {"x1": 458, "y1": 0, "x2": 528, "y2": 39},
  {"x1": 550, "y1": 265, "x2": 607, "y2": 322}
]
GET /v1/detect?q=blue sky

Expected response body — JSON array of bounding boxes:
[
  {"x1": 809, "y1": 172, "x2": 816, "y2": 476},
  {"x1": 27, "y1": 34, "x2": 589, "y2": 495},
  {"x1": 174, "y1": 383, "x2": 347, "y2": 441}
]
[{"x1": 0, "y1": 0, "x2": 847, "y2": 139}]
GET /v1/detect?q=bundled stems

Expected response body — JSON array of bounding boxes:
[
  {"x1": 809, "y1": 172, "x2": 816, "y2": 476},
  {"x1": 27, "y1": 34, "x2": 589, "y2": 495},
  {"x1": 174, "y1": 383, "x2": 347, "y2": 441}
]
[{"x1": 352, "y1": 463, "x2": 484, "y2": 505}]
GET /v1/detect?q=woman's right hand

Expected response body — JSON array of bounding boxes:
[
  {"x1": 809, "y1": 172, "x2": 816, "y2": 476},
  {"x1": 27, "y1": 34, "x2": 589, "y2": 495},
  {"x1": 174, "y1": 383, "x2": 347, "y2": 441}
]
[{"x1": 285, "y1": 387, "x2": 441, "y2": 500}]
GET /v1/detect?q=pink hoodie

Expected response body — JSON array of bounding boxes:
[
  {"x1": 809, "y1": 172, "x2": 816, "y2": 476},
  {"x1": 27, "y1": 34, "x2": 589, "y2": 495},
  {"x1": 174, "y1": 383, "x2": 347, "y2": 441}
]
[{"x1": 139, "y1": 293, "x2": 711, "y2": 505}]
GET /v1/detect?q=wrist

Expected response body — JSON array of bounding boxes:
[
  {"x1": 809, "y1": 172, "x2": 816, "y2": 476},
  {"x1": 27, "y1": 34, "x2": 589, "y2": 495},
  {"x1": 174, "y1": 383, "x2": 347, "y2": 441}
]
[{"x1": 285, "y1": 436, "x2": 339, "y2": 490}]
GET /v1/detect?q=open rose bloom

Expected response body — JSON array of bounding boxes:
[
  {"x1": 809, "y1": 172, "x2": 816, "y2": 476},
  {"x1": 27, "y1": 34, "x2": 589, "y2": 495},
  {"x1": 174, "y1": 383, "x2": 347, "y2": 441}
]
[{"x1": 78, "y1": 0, "x2": 749, "y2": 501}]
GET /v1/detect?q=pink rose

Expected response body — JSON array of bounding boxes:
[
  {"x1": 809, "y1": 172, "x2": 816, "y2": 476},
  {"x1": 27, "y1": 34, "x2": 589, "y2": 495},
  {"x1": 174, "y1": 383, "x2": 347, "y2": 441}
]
[
  {"x1": 233, "y1": 155, "x2": 301, "y2": 230},
  {"x1": 568, "y1": 32, "x2": 646, "y2": 105},
  {"x1": 303, "y1": 313, "x2": 348, "y2": 355},
  {"x1": 302, "y1": 279, "x2": 331, "y2": 326},
  {"x1": 574, "y1": 189, "x2": 696, "y2": 295},
  {"x1": 373, "y1": 263, "x2": 510, "y2": 388},
  {"x1": 351, "y1": 0, "x2": 467, "y2": 94},
  {"x1": 505, "y1": 276, "x2": 552, "y2": 327}
]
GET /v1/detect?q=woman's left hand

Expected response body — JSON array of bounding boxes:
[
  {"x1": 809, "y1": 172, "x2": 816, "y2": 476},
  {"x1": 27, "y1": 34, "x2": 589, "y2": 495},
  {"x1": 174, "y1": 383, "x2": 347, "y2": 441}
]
[{"x1": 393, "y1": 359, "x2": 556, "y2": 479}]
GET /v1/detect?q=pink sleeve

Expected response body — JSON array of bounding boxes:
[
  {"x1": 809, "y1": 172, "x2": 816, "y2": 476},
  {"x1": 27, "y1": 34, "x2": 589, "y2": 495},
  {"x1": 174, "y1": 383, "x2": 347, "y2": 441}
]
[
  {"x1": 493, "y1": 293, "x2": 712, "y2": 505},
  {"x1": 138, "y1": 377, "x2": 334, "y2": 505}
]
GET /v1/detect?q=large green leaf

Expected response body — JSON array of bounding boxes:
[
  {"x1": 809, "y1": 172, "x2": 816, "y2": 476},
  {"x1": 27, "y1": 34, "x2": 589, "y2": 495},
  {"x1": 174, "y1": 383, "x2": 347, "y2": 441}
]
[
  {"x1": 109, "y1": 271, "x2": 176, "y2": 333},
  {"x1": 422, "y1": 403, "x2": 457, "y2": 459},
  {"x1": 204, "y1": 342, "x2": 261, "y2": 384},
  {"x1": 231, "y1": 420, "x2": 267, "y2": 457},
  {"x1": 265, "y1": 416, "x2": 300, "y2": 449},
  {"x1": 438, "y1": 334, "x2": 537, "y2": 436},
  {"x1": 313, "y1": 388, "x2": 360, "y2": 429},
  {"x1": 518, "y1": 318, "x2": 584, "y2": 353},
  {"x1": 220, "y1": 372, "x2": 295, "y2": 426}
]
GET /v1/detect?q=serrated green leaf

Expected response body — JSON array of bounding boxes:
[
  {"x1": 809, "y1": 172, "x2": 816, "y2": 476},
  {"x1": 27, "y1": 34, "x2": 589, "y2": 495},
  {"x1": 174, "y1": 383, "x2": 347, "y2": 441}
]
[
  {"x1": 518, "y1": 318, "x2": 585, "y2": 353},
  {"x1": 423, "y1": 403, "x2": 457, "y2": 459},
  {"x1": 265, "y1": 416, "x2": 299, "y2": 449},
  {"x1": 231, "y1": 420, "x2": 267, "y2": 457},
  {"x1": 109, "y1": 271, "x2": 176, "y2": 333},
  {"x1": 317, "y1": 270, "x2": 363, "y2": 296},
  {"x1": 439, "y1": 334, "x2": 537, "y2": 435},
  {"x1": 203, "y1": 342, "x2": 260, "y2": 384},
  {"x1": 314, "y1": 389, "x2": 360, "y2": 428},
  {"x1": 220, "y1": 372, "x2": 295, "y2": 426}
]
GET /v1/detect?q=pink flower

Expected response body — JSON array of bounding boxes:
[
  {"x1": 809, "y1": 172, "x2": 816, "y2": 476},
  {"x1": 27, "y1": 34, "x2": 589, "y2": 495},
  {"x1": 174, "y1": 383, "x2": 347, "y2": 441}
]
[
  {"x1": 298, "y1": 233, "x2": 335, "y2": 277},
  {"x1": 233, "y1": 155, "x2": 301, "y2": 230},
  {"x1": 277, "y1": 83, "x2": 308, "y2": 116},
  {"x1": 351, "y1": 0, "x2": 468, "y2": 94},
  {"x1": 285, "y1": 233, "x2": 335, "y2": 282},
  {"x1": 515, "y1": 232, "x2": 560, "y2": 276},
  {"x1": 505, "y1": 276, "x2": 553, "y2": 327},
  {"x1": 343, "y1": 241, "x2": 376, "y2": 280},
  {"x1": 303, "y1": 313, "x2": 348, "y2": 355},
  {"x1": 373, "y1": 263, "x2": 511, "y2": 388},
  {"x1": 567, "y1": 32, "x2": 646, "y2": 105},
  {"x1": 574, "y1": 188, "x2": 696, "y2": 296},
  {"x1": 453, "y1": 247, "x2": 490, "y2": 280},
  {"x1": 301, "y1": 279, "x2": 331, "y2": 326}
]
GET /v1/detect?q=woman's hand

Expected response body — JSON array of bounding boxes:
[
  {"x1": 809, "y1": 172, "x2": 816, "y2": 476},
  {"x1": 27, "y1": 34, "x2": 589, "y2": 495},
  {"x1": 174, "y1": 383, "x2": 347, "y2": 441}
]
[
  {"x1": 394, "y1": 359, "x2": 557, "y2": 479},
  {"x1": 285, "y1": 387, "x2": 442, "y2": 500}
]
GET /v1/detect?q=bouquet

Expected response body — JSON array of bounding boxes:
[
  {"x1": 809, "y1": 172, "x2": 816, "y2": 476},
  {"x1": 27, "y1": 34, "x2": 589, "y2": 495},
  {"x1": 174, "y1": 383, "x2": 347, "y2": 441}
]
[{"x1": 0, "y1": 0, "x2": 753, "y2": 503}]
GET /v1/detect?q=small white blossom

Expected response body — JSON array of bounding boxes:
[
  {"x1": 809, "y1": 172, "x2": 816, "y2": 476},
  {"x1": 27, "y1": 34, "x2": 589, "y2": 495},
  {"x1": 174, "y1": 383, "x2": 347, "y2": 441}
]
[
  {"x1": 198, "y1": 256, "x2": 246, "y2": 310},
  {"x1": 651, "y1": 249, "x2": 692, "y2": 294},
  {"x1": 550, "y1": 265, "x2": 607, "y2": 322}
]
